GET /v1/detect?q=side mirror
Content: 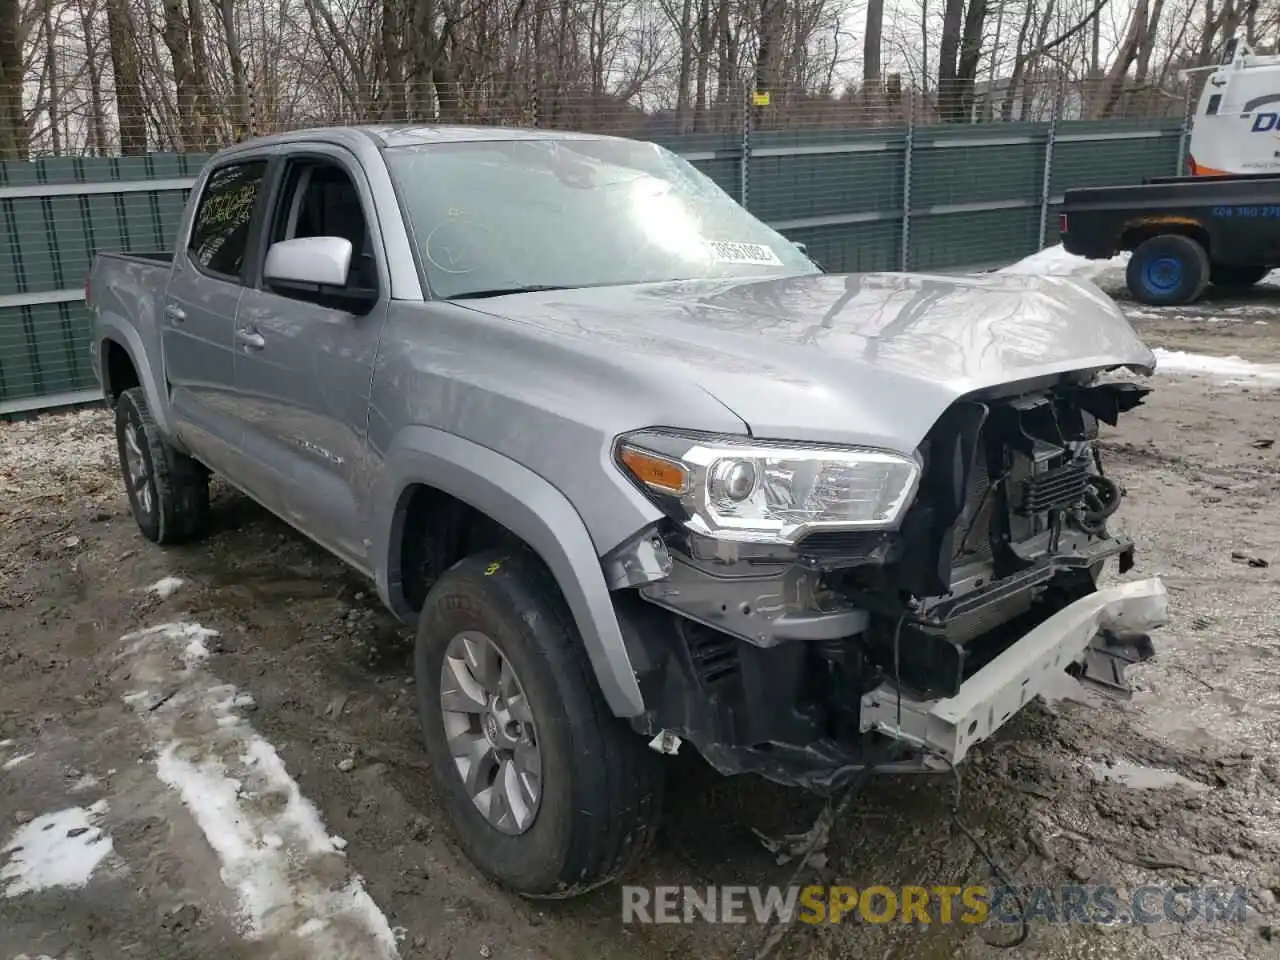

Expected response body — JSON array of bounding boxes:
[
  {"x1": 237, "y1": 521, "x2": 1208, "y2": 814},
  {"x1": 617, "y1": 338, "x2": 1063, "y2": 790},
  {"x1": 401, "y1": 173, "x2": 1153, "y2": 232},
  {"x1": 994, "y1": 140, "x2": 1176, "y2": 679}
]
[
  {"x1": 792, "y1": 241, "x2": 809, "y2": 255},
  {"x1": 264, "y1": 236, "x2": 352, "y2": 287}
]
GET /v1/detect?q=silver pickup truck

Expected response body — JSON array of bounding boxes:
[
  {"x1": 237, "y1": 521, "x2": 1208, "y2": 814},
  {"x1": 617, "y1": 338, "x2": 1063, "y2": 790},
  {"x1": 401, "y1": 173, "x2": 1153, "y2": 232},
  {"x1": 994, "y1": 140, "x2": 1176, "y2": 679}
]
[{"x1": 89, "y1": 124, "x2": 1169, "y2": 898}]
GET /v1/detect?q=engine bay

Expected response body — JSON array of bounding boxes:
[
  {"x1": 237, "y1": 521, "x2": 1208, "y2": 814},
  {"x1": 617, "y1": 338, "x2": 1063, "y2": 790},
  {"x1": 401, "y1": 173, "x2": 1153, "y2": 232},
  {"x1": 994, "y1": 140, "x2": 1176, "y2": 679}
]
[{"x1": 615, "y1": 376, "x2": 1157, "y2": 789}]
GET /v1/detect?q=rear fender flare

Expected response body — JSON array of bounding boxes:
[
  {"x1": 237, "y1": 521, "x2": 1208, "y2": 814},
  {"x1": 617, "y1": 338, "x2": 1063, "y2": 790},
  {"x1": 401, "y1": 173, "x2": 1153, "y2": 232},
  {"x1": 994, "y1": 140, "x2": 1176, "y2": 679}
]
[
  {"x1": 372, "y1": 425, "x2": 646, "y2": 718},
  {"x1": 97, "y1": 320, "x2": 178, "y2": 443}
]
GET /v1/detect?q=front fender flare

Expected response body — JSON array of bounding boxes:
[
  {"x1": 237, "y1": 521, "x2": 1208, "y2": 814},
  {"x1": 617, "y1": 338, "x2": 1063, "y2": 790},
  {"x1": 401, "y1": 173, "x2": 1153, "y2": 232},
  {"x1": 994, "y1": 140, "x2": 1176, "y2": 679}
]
[{"x1": 373, "y1": 426, "x2": 646, "y2": 718}]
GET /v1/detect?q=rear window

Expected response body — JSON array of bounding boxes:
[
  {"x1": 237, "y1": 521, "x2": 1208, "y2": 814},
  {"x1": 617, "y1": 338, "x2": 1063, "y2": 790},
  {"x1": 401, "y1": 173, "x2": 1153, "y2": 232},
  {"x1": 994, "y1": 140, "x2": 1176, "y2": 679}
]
[{"x1": 188, "y1": 161, "x2": 268, "y2": 279}]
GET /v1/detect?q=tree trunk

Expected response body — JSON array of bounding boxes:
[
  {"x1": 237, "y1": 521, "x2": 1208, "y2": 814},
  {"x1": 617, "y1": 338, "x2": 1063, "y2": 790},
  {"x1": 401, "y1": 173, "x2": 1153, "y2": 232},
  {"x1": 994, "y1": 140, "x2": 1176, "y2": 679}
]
[
  {"x1": 937, "y1": 0, "x2": 965, "y2": 121},
  {"x1": 753, "y1": 0, "x2": 783, "y2": 130},
  {"x1": 43, "y1": 0, "x2": 61, "y2": 154},
  {"x1": 1097, "y1": 0, "x2": 1148, "y2": 118},
  {"x1": 863, "y1": 0, "x2": 883, "y2": 110},
  {"x1": 675, "y1": 0, "x2": 694, "y2": 132},
  {"x1": 162, "y1": 0, "x2": 199, "y2": 149},
  {"x1": 217, "y1": 0, "x2": 252, "y2": 138},
  {"x1": 952, "y1": 0, "x2": 987, "y2": 122},
  {"x1": 107, "y1": 0, "x2": 147, "y2": 153},
  {"x1": 80, "y1": 0, "x2": 108, "y2": 156},
  {"x1": 188, "y1": 0, "x2": 210, "y2": 149},
  {"x1": 693, "y1": 0, "x2": 711, "y2": 131}
]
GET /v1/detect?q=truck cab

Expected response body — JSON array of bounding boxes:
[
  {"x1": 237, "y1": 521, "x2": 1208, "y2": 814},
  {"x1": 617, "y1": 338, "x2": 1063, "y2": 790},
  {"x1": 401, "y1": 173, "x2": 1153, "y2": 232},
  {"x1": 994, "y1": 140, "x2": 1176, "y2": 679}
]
[{"x1": 1190, "y1": 38, "x2": 1280, "y2": 177}]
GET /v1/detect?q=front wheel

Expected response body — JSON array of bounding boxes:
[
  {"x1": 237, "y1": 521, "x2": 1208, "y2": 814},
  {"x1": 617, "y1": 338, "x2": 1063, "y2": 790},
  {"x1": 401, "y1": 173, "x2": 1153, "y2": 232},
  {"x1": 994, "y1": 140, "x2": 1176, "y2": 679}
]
[
  {"x1": 1210, "y1": 263, "x2": 1269, "y2": 288},
  {"x1": 1126, "y1": 234, "x2": 1209, "y2": 307},
  {"x1": 415, "y1": 548, "x2": 663, "y2": 897}
]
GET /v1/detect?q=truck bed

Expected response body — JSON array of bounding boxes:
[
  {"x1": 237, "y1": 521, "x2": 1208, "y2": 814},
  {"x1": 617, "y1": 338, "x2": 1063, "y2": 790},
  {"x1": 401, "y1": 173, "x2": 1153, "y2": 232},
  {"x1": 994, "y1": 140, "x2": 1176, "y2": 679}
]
[{"x1": 1060, "y1": 174, "x2": 1280, "y2": 267}]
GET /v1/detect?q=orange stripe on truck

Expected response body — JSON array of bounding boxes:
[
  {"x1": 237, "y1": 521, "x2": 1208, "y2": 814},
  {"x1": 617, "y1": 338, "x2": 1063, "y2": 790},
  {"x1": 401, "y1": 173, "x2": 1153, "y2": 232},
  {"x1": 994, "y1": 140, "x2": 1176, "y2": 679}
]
[{"x1": 1188, "y1": 155, "x2": 1234, "y2": 177}]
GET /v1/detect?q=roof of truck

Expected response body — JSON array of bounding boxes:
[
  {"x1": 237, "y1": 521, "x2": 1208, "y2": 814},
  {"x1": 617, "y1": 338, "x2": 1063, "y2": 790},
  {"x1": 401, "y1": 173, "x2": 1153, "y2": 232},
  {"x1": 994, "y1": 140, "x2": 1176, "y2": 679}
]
[
  {"x1": 224, "y1": 124, "x2": 621, "y2": 153},
  {"x1": 360, "y1": 125, "x2": 618, "y2": 148}
]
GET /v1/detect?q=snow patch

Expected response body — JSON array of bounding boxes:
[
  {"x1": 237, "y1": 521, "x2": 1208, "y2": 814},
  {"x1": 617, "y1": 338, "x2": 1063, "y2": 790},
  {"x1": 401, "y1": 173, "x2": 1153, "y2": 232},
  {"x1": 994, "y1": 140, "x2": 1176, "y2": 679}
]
[
  {"x1": 2, "y1": 753, "x2": 33, "y2": 771},
  {"x1": 1, "y1": 803, "x2": 114, "y2": 897},
  {"x1": 147, "y1": 576, "x2": 185, "y2": 600},
  {"x1": 1153, "y1": 348, "x2": 1280, "y2": 384},
  {"x1": 120, "y1": 622, "x2": 399, "y2": 959},
  {"x1": 69, "y1": 774, "x2": 101, "y2": 793},
  {"x1": 998, "y1": 243, "x2": 1129, "y2": 280}
]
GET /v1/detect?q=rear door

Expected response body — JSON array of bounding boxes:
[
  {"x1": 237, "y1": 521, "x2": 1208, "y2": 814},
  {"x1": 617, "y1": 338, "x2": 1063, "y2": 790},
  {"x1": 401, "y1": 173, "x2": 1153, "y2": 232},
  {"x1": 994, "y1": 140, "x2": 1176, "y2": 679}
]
[
  {"x1": 163, "y1": 158, "x2": 271, "y2": 482},
  {"x1": 230, "y1": 147, "x2": 389, "y2": 571}
]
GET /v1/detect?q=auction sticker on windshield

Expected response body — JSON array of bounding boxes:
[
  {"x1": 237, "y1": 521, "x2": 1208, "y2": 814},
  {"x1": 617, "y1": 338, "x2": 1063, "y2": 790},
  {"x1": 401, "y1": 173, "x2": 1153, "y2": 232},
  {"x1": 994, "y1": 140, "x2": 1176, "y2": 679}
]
[{"x1": 707, "y1": 240, "x2": 783, "y2": 265}]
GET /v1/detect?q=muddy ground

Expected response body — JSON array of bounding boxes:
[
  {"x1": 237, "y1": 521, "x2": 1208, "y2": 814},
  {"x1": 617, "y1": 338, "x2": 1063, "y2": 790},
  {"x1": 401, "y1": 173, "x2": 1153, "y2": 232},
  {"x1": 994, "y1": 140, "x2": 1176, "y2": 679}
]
[{"x1": 2, "y1": 275, "x2": 1280, "y2": 960}]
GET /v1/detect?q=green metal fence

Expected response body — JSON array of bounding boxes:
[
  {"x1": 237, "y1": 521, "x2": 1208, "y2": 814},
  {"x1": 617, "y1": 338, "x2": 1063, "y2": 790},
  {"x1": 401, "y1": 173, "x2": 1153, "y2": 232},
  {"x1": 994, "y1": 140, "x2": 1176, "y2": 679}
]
[{"x1": 0, "y1": 118, "x2": 1183, "y2": 414}]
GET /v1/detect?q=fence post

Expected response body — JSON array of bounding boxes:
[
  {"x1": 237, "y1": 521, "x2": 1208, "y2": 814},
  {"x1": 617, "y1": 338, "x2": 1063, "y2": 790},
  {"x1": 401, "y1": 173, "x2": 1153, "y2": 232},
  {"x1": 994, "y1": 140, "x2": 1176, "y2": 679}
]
[
  {"x1": 900, "y1": 108, "x2": 914, "y2": 271},
  {"x1": 1176, "y1": 84, "x2": 1193, "y2": 175},
  {"x1": 1037, "y1": 72, "x2": 1066, "y2": 250}
]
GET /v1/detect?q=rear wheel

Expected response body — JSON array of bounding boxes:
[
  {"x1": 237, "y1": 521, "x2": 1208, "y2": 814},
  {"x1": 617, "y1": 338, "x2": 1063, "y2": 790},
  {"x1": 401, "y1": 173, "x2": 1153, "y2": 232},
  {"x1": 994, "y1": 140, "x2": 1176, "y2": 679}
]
[
  {"x1": 114, "y1": 387, "x2": 210, "y2": 544},
  {"x1": 1209, "y1": 263, "x2": 1269, "y2": 289},
  {"x1": 415, "y1": 548, "x2": 663, "y2": 897},
  {"x1": 1126, "y1": 234, "x2": 1209, "y2": 307}
]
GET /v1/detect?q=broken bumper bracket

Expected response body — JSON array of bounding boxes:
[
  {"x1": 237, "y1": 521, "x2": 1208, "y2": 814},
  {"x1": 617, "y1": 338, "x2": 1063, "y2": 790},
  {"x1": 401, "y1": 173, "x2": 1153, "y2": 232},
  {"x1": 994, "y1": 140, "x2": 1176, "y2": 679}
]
[{"x1": 859, "y1": 577, "x2": 1168, "y2": 767}]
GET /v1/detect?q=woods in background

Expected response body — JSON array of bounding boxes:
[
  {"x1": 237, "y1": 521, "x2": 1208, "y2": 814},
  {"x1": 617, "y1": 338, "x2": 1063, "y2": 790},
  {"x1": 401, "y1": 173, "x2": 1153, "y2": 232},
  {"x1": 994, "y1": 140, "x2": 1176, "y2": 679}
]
[{"x1": 0, "y1": 0, "x2": 1270, "y2": 157}]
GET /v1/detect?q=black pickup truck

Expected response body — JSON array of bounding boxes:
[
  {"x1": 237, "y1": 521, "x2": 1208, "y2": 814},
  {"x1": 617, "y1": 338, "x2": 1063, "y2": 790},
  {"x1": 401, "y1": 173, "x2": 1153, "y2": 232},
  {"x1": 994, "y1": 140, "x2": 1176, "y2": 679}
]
[{"x1": 1059, "y1": 172, "x2": 1280, "y2": 306}]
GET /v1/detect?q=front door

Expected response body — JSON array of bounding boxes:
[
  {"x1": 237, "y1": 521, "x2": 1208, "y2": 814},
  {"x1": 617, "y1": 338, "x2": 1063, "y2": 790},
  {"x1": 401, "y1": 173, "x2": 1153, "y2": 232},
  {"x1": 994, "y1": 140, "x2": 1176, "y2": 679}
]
[
  {"x1": 163, "y1": 158, "x2": 269, "y2": 482},
  {"x1": 231, "y1": 151, "x2": 388, "y2": 571}
]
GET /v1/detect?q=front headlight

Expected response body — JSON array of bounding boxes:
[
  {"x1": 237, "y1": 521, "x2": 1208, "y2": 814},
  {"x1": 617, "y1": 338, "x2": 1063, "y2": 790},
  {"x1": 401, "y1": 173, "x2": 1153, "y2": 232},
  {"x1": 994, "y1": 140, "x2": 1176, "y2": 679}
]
[{"x1": 616, "y1": 430, "x2": 922, "y2": 544}]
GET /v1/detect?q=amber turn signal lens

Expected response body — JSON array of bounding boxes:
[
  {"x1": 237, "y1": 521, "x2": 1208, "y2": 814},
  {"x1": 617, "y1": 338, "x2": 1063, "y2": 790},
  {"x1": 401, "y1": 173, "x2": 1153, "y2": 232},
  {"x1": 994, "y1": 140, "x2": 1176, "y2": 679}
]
[{"x1": 619, "y1": 445, "x2": 689, "y2": 494}]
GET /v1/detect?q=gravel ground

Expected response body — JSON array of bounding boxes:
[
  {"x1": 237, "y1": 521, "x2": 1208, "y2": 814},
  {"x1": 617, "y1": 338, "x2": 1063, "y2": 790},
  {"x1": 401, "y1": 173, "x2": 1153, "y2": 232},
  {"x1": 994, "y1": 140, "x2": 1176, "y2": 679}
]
[{"x1": 2, "y1": 272, "x2": 1280, "y2": 960}]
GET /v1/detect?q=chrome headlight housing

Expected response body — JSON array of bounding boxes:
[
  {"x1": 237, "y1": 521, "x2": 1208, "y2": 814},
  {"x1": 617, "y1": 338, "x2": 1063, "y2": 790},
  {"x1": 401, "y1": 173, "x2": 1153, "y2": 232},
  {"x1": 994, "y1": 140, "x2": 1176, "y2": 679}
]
[{"x1": 616, "y1": 430, "x2": 922, "y2": 545}]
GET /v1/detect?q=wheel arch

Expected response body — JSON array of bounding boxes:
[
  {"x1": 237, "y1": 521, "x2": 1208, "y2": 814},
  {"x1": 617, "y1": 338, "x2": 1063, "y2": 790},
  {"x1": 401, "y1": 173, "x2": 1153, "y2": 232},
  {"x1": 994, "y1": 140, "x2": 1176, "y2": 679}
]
[
  {"x1": 96, "y1": 321, "x2": 178, "y2": 441},
  {"x1": 373, "y1": 425, "x2": 647, "y2": 718},
  {"x1": 1118, "y1": 217, "x2": 1211, "y2": 257}
]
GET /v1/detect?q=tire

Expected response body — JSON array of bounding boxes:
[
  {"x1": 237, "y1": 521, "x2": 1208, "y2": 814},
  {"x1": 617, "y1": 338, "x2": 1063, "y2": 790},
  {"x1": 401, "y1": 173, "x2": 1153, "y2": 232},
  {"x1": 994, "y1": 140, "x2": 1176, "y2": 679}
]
[
  {"x1": 114, "y1": 387, "x2": 210, "y2": 544},
  {"x1": 1126, "y1": 234, "x2": 1210, "y2": 306},
  {"x1": 415, "y1": 548, "x2": 663, "y2": 898},
  {"x1": 1209, "y1": 263, "x2": 1269, "y2": 288}
]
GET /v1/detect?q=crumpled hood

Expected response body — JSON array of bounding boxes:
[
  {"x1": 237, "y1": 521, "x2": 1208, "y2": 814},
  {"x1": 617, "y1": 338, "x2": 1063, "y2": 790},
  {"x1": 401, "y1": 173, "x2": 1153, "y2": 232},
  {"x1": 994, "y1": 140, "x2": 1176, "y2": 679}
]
[{"x1": 466, "y1": 270, "x2": 1156, "y2": 451}]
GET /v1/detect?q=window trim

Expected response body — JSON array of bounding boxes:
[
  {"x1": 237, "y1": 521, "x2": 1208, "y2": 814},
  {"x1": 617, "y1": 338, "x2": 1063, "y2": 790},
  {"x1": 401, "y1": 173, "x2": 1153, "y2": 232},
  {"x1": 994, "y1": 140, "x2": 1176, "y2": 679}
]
[
  {"x1": 183, "y1": 157, "x2": 273, "y2": 286},
  {"x1": 249, "y1": 148, "x2": 386, "y2": 303}
]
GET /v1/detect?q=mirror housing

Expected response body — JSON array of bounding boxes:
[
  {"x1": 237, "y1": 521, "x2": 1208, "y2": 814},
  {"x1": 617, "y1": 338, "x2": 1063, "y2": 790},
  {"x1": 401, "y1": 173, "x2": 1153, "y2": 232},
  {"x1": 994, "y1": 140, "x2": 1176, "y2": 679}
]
[{"x1": 264, "y1": 236, "x2": 352, "y2": 288}]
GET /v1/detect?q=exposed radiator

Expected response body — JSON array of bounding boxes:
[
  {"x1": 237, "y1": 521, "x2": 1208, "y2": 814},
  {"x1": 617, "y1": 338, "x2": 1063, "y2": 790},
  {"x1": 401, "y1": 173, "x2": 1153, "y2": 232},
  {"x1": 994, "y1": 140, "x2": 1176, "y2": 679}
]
[{"x1": 1018, "y1": 457, "x2": 1090, "y2": 514}]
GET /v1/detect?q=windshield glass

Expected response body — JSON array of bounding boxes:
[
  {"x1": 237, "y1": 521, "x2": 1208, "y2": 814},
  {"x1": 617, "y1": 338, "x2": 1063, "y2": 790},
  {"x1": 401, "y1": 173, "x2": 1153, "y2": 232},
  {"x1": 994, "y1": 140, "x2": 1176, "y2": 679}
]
[{"x1": 383, "y1": 137, "x2": 817, "y2": 299}]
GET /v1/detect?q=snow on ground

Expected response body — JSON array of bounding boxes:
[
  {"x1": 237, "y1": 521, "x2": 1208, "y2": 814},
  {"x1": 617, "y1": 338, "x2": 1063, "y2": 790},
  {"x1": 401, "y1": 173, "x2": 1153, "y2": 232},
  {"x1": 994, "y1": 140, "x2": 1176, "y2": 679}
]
[
  {"x1": 997, "y1": 243, "x2": 1129, "y2": 280},
  {"x1": 119, "y1": 622, "x2": 401, "y2": 959},
  {"x1": 1153, "y1": 347, "x2": 1280, "y2": 383},
  {"x1": 146, "y1": 576, "x2": 185, "y2": 600},
  {"x1": 1, "y1": 802, "x2": 113, "y2": 898}
]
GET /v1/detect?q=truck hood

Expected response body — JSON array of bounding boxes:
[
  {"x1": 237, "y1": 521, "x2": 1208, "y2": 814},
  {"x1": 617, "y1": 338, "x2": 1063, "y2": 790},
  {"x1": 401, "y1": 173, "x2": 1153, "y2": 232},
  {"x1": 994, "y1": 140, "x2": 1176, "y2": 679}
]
[{"x1": 463, "y1": 270, "x2": 1156, "y2": 451}]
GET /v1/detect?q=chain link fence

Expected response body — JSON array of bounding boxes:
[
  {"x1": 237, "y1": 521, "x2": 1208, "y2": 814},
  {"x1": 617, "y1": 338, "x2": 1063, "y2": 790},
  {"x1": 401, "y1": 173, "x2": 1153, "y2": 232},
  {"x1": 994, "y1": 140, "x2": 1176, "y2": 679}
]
[{"x1": 0, "y1": 76, "x2": 1188, "y2": 413}]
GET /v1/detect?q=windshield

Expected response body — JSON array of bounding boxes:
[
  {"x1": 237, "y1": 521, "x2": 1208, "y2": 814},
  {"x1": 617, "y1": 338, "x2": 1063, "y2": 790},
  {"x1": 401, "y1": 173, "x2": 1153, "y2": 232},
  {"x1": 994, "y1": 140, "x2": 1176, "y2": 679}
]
[{"x1": 383, "y1": 137, "x2": 818, "y2": 299}]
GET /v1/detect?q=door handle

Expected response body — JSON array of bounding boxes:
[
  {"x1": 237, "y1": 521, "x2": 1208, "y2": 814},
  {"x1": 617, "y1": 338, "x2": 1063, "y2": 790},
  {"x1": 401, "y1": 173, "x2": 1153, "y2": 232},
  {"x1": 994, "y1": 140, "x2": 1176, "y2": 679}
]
[
  {"x1": 164, "y1": 303, "x2": 186, "y2": 323},
  {"x1": 235, "y1": 328, "x2": 266, "y2": 350}
]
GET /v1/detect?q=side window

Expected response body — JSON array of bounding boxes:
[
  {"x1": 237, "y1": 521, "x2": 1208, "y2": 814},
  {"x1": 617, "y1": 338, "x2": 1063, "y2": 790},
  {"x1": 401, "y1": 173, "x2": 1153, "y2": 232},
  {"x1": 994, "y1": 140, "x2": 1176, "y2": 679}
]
[
  {"x1": 267, "y1": 160, "x2": 377, "y2": 294},
  {"x1": 187, "y1": 161, "x2": 267, "y2": 279},
  {"x1": 1207, "y1": 94, "x2": 1222, "y2": 116}
]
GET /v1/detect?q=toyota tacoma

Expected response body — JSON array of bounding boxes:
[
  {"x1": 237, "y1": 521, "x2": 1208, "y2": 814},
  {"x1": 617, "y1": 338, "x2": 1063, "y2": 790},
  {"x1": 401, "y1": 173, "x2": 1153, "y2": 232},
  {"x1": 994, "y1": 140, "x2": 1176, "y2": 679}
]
[{"x1": 88, "y1": 124, "x2": 1168, "y2": 898}]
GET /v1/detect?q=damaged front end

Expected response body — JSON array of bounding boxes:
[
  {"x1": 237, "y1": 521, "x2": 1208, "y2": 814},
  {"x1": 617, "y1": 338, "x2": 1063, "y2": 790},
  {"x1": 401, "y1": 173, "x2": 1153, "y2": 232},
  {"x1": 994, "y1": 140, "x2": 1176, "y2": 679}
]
[{"x1": 606, "y1": 375, "x2": 1169, "y2": 792}]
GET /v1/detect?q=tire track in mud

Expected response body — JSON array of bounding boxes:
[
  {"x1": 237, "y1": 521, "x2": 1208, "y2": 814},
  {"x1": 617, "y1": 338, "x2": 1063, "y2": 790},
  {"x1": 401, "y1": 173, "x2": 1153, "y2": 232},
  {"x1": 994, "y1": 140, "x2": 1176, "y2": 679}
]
[{"x1": 116, "y1": 620, "x2": 402, "y2": 959}]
